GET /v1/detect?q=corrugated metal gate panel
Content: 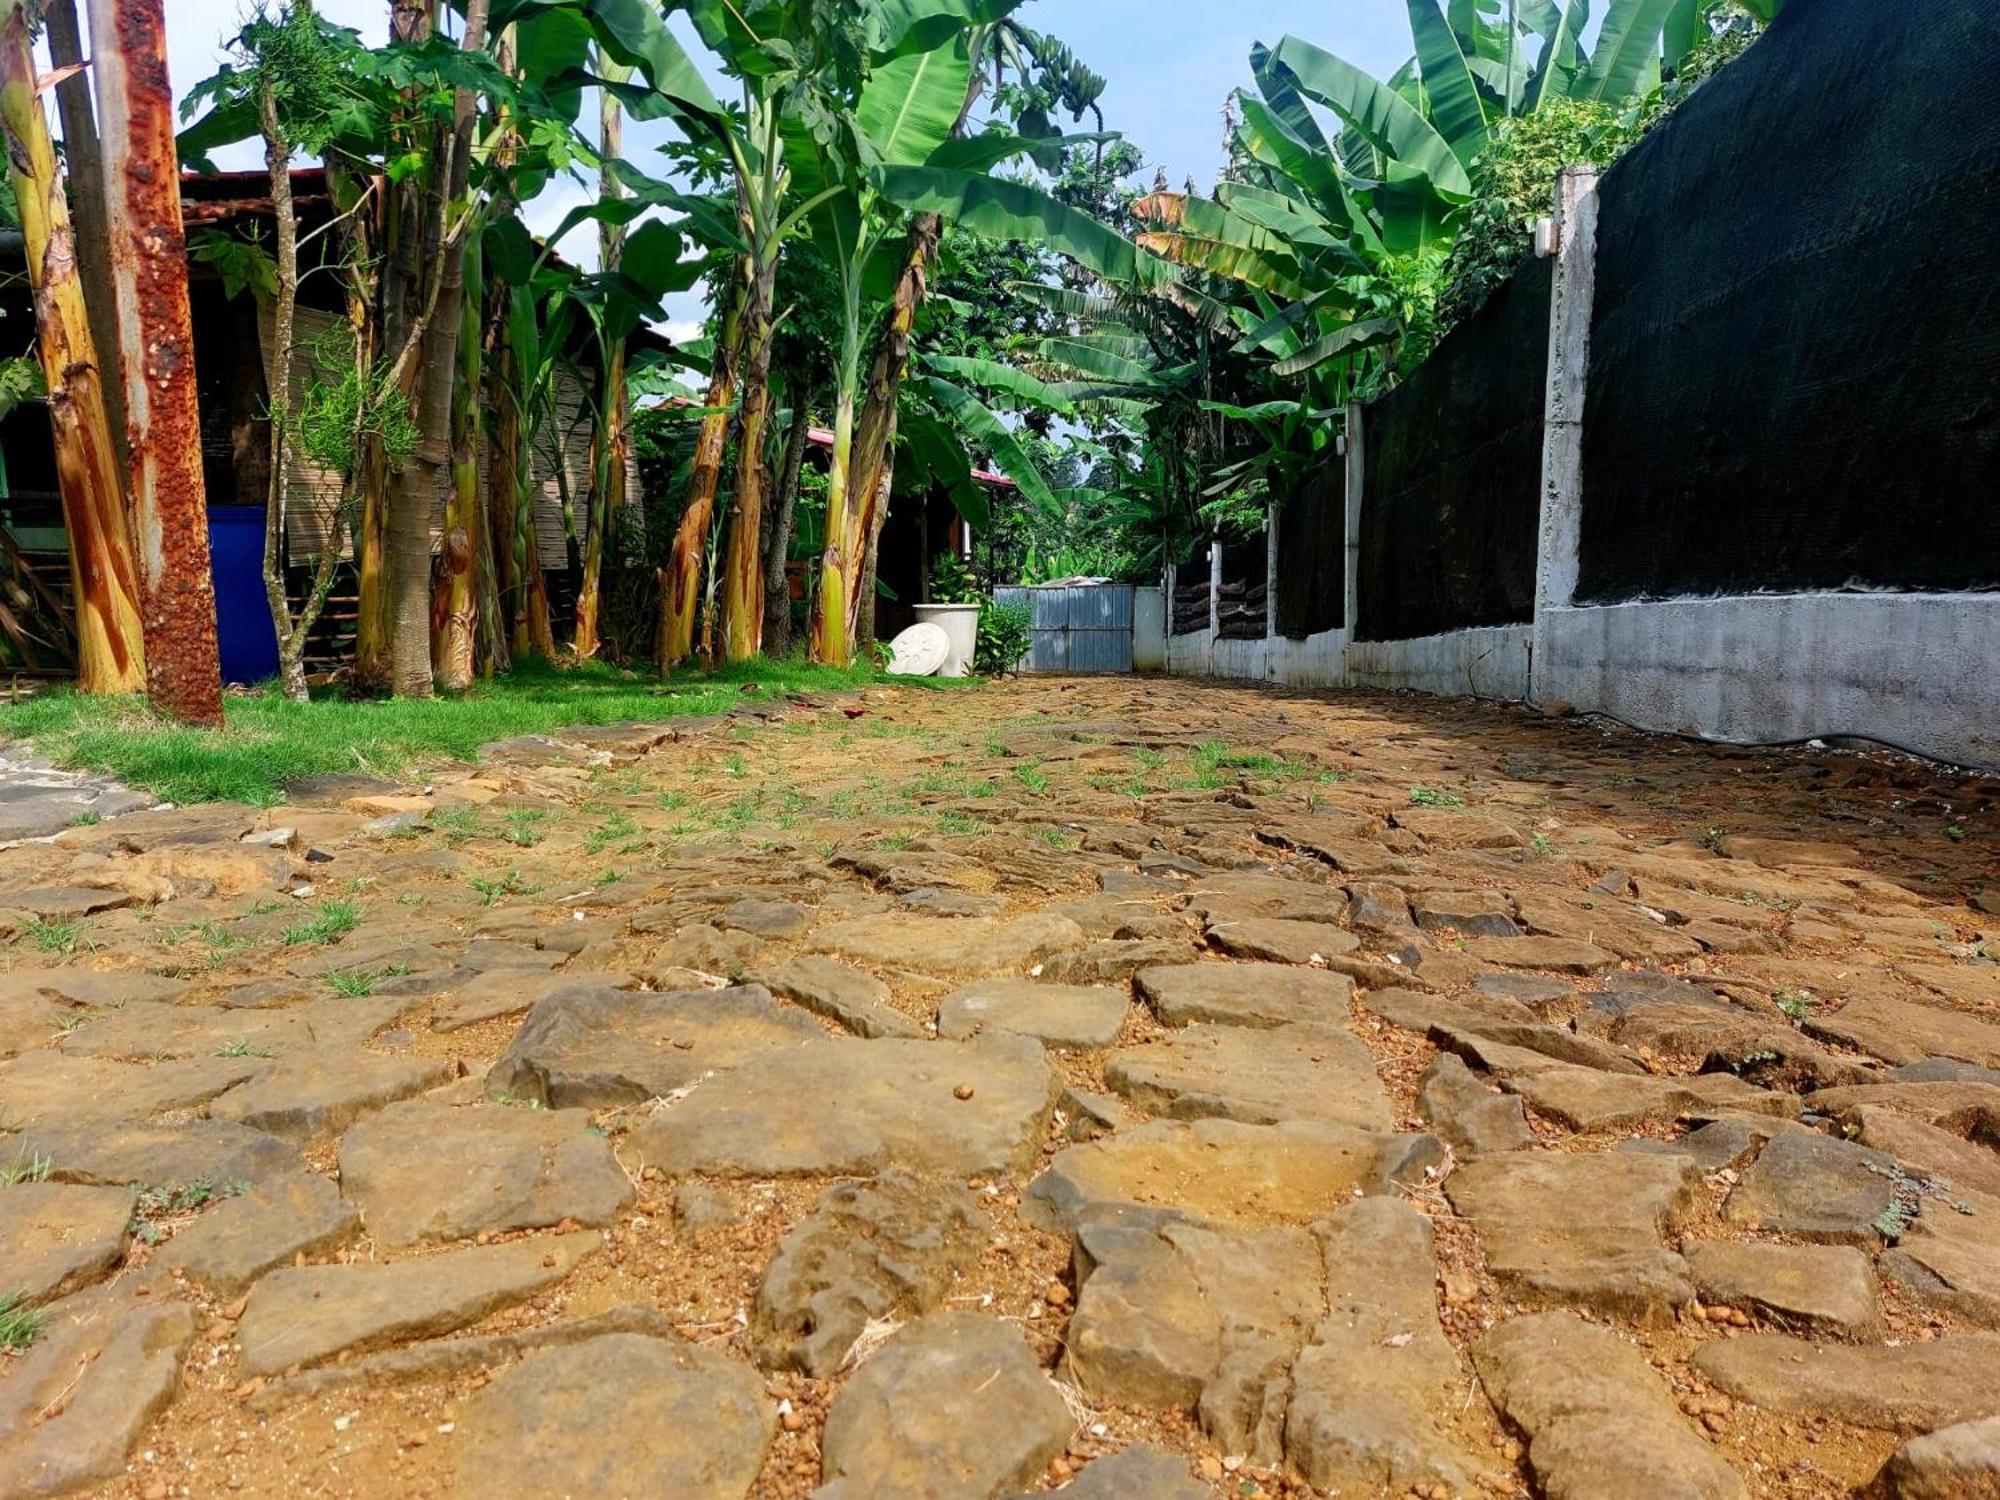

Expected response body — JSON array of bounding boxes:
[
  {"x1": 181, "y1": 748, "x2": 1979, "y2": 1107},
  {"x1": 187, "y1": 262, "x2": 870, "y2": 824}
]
[{"x1": 995, "y1": 585, "x2": 1134, "y2": 674}]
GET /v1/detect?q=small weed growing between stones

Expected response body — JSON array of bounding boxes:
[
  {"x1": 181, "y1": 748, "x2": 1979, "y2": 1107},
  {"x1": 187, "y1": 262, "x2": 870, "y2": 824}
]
[
  {"x1": 432, "y1": 804, "x2": 482, "y2": 841},
  {"x1": 585, "y1": 812, "x2": 638, "y2": 852},
  {"x1": 130, "y1": 1177, "x2": 245, "y2": 1243},
  {"x1": 283, "y1": 899, "x2": 360, "y2": 946},
  {"x1": 1530, "y1": 834, "x2": 1556, "y2": 857},
  {"x1": 1133, "y1": 747, "x2": 1166, "y2": 771},
  {"x1": 248, "y1": 898, "x2": 285, "y2": 916},
  {"x1": 1037, "y1": 826, "x2": 1080, "y2": 850},
  {"x1": 874, "y1": 834, "x2": 916, "y2": 853},
  {"x1": 470, "y1": 871, "x2": 534, "y2": 906},
  {"x1": 1946, "y1": 824, "x2": 1966, "y2": 842},
  {"x1": 68, "y1": 811, "x2": 100, "y2": 827},
  {"x1": 1774, "y1": 987, "x2": 1813, "y2": 1021},
  {"x1": 503, "y1": 809, "x2": 548, "y2": 847},
  {"x1": 214, "y1": 1039, "x2": 274, "y2": 1059},
  {"x1": 656, "y1": 790, "x2": 691, "y2": 812},
  {"x1": 0, "y1": 1151, "x2": 52, "y2": 1185},
  {"x1": 936, "y1": 809, "x2": 990, "y2": 837},
  {"x1": 326, "y1": 970, "x2": 379, "y2": 997},
  {"x1": 1014, "y1": 762, "x2": 1049, "y2": 795},
  {"x1": 1408, "y1": 787, "x2": 1465, "y2": 809},
  {"x1": 0, "y1": 1292, "x2": 44, "y2": 1353},
  {"x1": 25, "y1": 919, "x2": 82, "y2": 956},
  {"x1": 593, "y1": 869, "x2": 624, "y2": 887}
]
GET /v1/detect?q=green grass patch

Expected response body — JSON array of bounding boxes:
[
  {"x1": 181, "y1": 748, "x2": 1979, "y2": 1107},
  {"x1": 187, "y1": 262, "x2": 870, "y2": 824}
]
[
  {"x1": 0, "y1": 1292, "x2": 44, "y2": 1352},
  {"x1": 282, "y1": 899, "x2": 359, "y2": 947},
  {"x1": 0, "y1": 658, "x2": 881, "y2": 806}
]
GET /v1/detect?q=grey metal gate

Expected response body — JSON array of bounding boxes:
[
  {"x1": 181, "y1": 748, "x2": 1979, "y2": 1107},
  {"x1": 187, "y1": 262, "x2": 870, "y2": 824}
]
[{"x1": 993, "y1": 584, "x2": 1135, "y2": 673}]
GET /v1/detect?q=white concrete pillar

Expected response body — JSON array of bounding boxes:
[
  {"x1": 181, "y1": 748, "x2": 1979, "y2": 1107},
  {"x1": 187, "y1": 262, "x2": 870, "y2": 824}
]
[
  {"x1": 1532, "y1": 165, "x2": 1601, "y2": 690},
  {"x1": 1208, "y1": 534, "x2": 1222, "y2": 675}
]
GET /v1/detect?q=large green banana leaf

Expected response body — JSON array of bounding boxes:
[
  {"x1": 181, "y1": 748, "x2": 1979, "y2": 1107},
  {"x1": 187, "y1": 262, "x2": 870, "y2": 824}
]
[
  {"x1": 857, "y1": 39, "x2": 972, "y2": 165},
  {"x1": 871, "y1": 166, "x2": 1162, "y2": 287},
  {"x1": 898, "y1": 408, "x2": 990, "y2": 530},
  {"x1": 1577, "y1": 0, "x2": 1678, "y2": 100},
  {"x1": 918, "y1": 377, "x2": 1059, "y2": 515},
  {"x1": 1271, "y1": 315, "x2": 1398, "y2": 377},
  {"x1": 1269, "y1": 36, "x2": 1471, "y2": 198},
  {"x1": 921, "y1": 355, "x2": 1075, "y2": 415},
  {"x1": 1405, "y1": 0, "x2": 1488, "y2": 158}
]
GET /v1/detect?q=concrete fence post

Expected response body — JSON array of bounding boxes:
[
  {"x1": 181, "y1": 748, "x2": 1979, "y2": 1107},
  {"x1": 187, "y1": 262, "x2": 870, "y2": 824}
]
[
  {"x1": 1531, "y1": 165, "x2": 1601, "y2": 696},
  {"x1": 1207, "y1": 534, "x2": 1221, "y2": 675},
  {"x1": 1342, "y1": 403, "x2": 1365, "y2": 688}
]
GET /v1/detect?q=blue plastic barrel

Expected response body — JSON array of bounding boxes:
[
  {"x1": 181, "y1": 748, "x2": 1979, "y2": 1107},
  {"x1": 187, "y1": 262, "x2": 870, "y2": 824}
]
[{"x1": 206, "y1": 507, "x2": 281, "y2": 687}]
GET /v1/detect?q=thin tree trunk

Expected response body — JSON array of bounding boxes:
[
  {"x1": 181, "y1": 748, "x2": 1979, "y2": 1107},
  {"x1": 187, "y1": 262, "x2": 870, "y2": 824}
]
[
  {"x1": 573, "y1": 68, "x2": 626, "y2": 661},
  {"x1": 847, "y1": 214, "x2": 938, "y2": 541},
  {"x1": 658, "y1": 273, "x2": 746, "y2": 669},
  {"x1": 255, "y1": 84, "x2": 307, "y2": 702},
  {"x1": 0, "y1": 0, "x2": 143, "y2": 692},
  {"x1": 719, "y1": 254, "x2": 775, "y2": 663},
  {"x1": 40, "y1": 0, "x2": 124, "y2": 491},
  {"x1": 87, "y1": 0, "x2": 222, "y2": 724},
  {"x1": 806, "y1": 378, "x2": 857, "y2": 666},
  {"x1": 433, "y1": 230, "x2": 480, "y2": 691},
  {"x1": 760, "y1": 396, "x2": 809, "y2": 656}
]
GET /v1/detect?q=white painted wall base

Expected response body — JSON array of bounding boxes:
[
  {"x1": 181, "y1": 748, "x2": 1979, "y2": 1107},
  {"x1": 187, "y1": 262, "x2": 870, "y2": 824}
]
[
  {"x1": 1537, "y1": 591, "x2": 2000, "y2": 769},
  {"x1": 1346, "y1": 625, "x2": 1533, "y2": 701}
]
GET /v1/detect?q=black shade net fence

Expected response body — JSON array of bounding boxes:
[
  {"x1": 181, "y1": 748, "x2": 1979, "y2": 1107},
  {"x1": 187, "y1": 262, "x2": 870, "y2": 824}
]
[
  {"x1": 1577, "y1": 0, "x2": 2000, "y2": 602},
  {"x1": 1355, "y1": 255, "x2": 1551, "y2": 642},
  {"x1": 1275, "y1": 452, "x2": 1345, "y2": 639}
]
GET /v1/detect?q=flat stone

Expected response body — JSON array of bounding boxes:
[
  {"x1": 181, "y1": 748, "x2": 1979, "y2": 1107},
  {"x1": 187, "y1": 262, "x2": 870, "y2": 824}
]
[
  {"x1": 1722, "y1": 1130, "x2": 1901, "y2": 1244},
  {"x1": 0, "y1": 967, "x2": 187, "y2": 1009},
  {"x1": 1719, "y1": 835, "x2": 1861, "y2": 868},
  {"x1": 1004, "y1": 1444, "x2": 1207, "y2": 1500},
  {"x1": 1417, "y1": 1053, "x2": 1534, "y2": 1156},
  {"x1": 1446, "y1": 1036, "x2": 1791, "y2": 1132},
  {"x1": 0, "y1": 1050, "x2": 265, "y2": 1128},
  {"x1": 1364, "y1": 987, "x2": 1646, "y2": 1074},
  {"x1": 632, "y1": 1034, "x2": 1057, "y2": 1179},
  {"x1": 1412, "y1": 890, "x2": 1520, "y2": 937},
  {"x1": 752, "y1": 956, "x2": 923, "y2": 1039},
  {"x1": 0, "y1": 884, "x2": 134, "y2": 919},
  {"x1": 1205, "y1": 918, "x2": 1360, "y2": 965},
  {"x1": 1025, "y1": 1117, "x2": 1444, "y2": 1233},
  {"x1": 812, "y1": 1312, "x2": 1071, "y2": 1500},
  {"x1": 1882, "y1": 1416, "x2": 2000, "y2": 1499},
  {"x1": 488, "y1": 984, "x2": 821, "y2": 1108},
  {"x1": 1445, "y1": 1151, "x2": 1699, "y2": 1323},
  {"x1": 0, "y1": 1181, "x2": 132, "y2": 1303},
  {"x1": 1805, "y1": 994, "x2": 2000, "y2": 1069},
  {"x1": 238, "y1": 1231, "x2": 600, "y2": 1375},
  {"x1": 1105, "y1": 1021, "x2": 1391, "y2": 1130},
  {"x1": 1136, "y1": 962, "x2": 1353, "y2": 1029},
  {"x1": 215, "y1": 976, "x2": 327, "y2": 1009},
  {"x1": 811, "y1": 911, "x2": 1085, "y2": 979},
  {"x1": 938, "y1": 978, "x2": 1129, "y2": 1049},
  {"x1": 0, "y1": 994, "x2": 63, "y2": 1059},
  {"x1": 1685, "y1": 1241, "x2": 1880, "y2": 1335},
  {"x1": 1286, "y1": 1199, "x2": 1484, "y2": 1494},
  {"x1": 1186, "y1": 873, "x2": 1347, "y2": 927},
  {"x1": 58, "y1": 992, "x2": 410, "y2": 1060},
  {"x1": 718, "y1": 897, "x2": 813, "y2": 939},
  {"x1": 0, "y1": 1296, "x2": 195, "y2": 1498},
  {"x1": 1041, "y1": 937, "x2": 1196, "y2": 984},
  {"x1": 1880, "y1": 1194, "x2": 2000, "y2": 1329},
  {"x1": 157, "y1": 1172, "x2": 359, "y2": 1295},
  {"x1": 339, "y1": 1099, "x2": 633, "y2": 1247},
  {"x1": 1694, "y1": 1332, "x2": 2000, "y2": 1433},
  {"x1": 1461, "y1": 935, "x2": 1619, "y2": 974},
  {"x1": 207, "y1": 1048, "x2": 454, "y2": 1143},
  {"x1": 751, "y1": 1171, "x2": 989, "y2": 1377},
  {"x1": 1894, "y1": 1058, "x2": 2000, "y2": 1088},
  {"x1": 1064, "y1": 1217, "x2": 1318, "y2": 1449},
  {"x1": 1476, "y1": 1312, "x2": 1747, "y2": 1500},
  {"x1": 454, "y1": 1332, "x2": 773, "y2": 1500},
  {"x1": 430, "y1": 970, "x2": 637, "y2": 1033},
  {"x1": 1475, "y1": 971, "x2": 1576, "y2": 1010},
  {"x1": 5, "y1": 1118, "x2": 297, "y2": 1189},
  {"x1": 1839, "y1": 1104, "x2": 2000, "y2": 1198}
]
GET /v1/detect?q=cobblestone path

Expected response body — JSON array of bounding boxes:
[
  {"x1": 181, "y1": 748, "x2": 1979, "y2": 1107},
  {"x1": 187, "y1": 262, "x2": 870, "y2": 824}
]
[{"x1": 1, "y1": 676, "x2": 1996, "y2": 1499}]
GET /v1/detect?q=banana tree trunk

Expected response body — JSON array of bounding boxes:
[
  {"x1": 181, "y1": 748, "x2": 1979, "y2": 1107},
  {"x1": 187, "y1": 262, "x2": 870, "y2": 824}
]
[
  {"x1": 0, "y1": 0, "x2": 144, "y2": 693},
  {"x1": 806, "y1": 382, "x2": 857, "y2": 666},
  {"x1": 760, "y1": 397, "x2": 810, "y2": 657},
  {"x1": 718, "y1": 255, "x2": 776, "y2": 663},
  {"x1": 658, "y1": 273, "x2": 746, "y2": 669},
  {"x1": 573, "y1": 73, "x2": 626, "y2": 662},
  {"x1": 433, "y1": 232, "x2": 481, "y2": 692},
  {"x1": 847, "y1": 214, "x2": 938, "y2": 539},
  {"x1": 87, "y1": 0, "x2": 222, "y2": 723},
  {"x1": 855, "y1": 413, "x2": 896, "y2": 655}
]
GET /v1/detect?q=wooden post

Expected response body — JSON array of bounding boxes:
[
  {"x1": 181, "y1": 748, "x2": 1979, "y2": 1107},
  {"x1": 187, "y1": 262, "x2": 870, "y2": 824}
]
[
  {"x1": 1532, "y1": 163, "x2": 1600, "y2": 693},
  {"x1": 86, "y1": 0, "x2": 222, "y2": 723}
]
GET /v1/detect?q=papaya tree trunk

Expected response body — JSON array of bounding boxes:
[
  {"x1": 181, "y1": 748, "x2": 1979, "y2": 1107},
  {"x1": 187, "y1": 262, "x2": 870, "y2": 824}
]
[
  {"x1": 573, "y1": 69, "x2": 625, "y2": 662},
  {"x1": 0, "y1": 0, "x2": 143, "y2": 692},
  {"x1": 86, "y1": 0, "x2": 224, "y2": 722},
  {"x1": 760, "y1": 395, "x2": 810, "y2": 657},
  {"x1": 658, "y1": 273, "x2": 746, "y2": 669},
  {"x1": 719, "y1": 254, "x2": 776, "y2": 663},
  {"x1": 253, "y1": 83, "x2": 306, "y2": 702}
]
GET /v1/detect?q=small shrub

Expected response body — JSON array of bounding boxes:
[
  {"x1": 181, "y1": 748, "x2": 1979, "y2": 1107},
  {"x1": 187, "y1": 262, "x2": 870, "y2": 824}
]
[{"x1": 975, "y1": 601, "x2": 1033, "y2": 677}]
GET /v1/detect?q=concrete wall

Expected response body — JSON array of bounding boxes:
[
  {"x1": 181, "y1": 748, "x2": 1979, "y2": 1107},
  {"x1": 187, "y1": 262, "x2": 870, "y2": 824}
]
[{"x1": 1154, "y1": 164, "x2": 1998, "y2": 771}]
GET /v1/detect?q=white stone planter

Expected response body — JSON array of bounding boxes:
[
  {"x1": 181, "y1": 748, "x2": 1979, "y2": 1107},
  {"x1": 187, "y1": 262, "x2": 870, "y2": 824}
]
[{"x1": 912, "y1": 603, "x2": 980, "y2": 678}]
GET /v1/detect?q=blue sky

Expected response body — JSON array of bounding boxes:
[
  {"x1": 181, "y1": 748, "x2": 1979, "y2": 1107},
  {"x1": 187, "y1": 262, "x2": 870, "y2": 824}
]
[{"x1": 164, "y1": 0, "x2": 1418, "y2": 337}]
